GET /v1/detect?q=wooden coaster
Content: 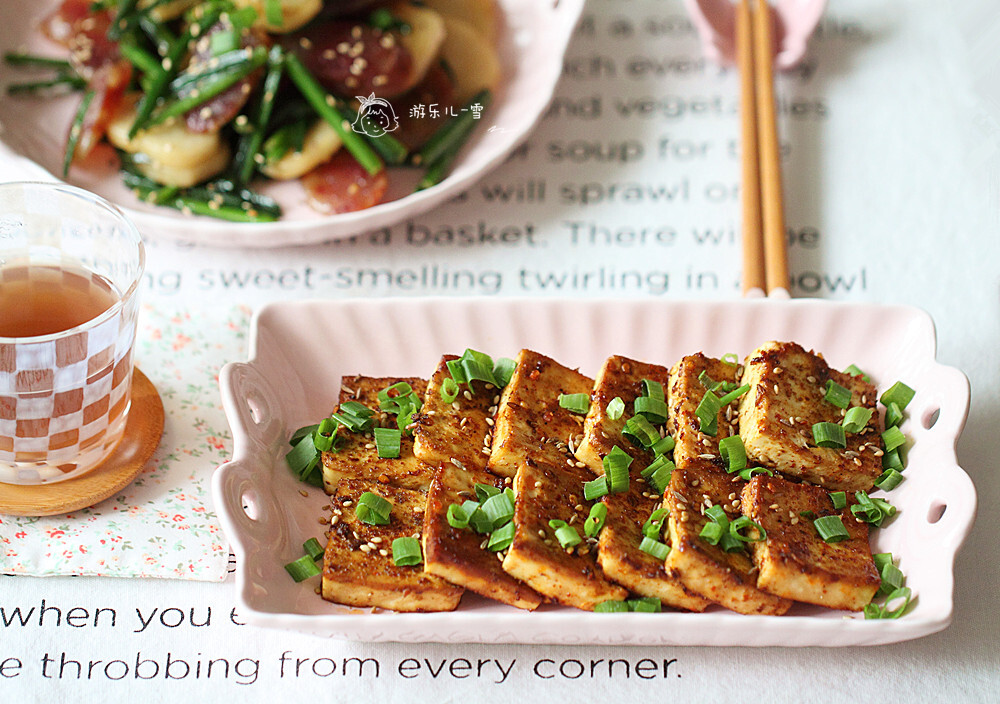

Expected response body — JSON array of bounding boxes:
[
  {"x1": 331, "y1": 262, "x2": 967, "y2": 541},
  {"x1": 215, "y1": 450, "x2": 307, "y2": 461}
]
[{"x1": 0, "y1": 369, "x2": 164, "y2": 517}]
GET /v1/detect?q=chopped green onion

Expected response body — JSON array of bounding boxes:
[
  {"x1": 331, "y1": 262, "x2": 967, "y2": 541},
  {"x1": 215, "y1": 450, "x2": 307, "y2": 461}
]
[
  {"x1": 699, "y1": 521, "x2": 724, "y2": 545},
  {"x1": 548, "y1": 519, "x2": 582, "y2": 549},
  {"x1": 864, "y1": 587, "x2": 912, "y2": 619},
  {"x1": 633, "y1": 395, "x2": 668, "y2": 424},
  {"x1": 639, "y1": 536, "x2": 670, "y2": 560},
  {"x1": 378, "y1": 382, "x2": 416, "y2": 412},
  {"x1": 480, "y1": 491, "x2": 515, "y2": 530},
  {"x1": 642, "y1": 379, "x2": 666, "y2": 401},
  {"x1": 303, "y1": 537, "x2": 324, "y2": 561},
  {"x1": 719, "y1": 435, "x2": 747, "y2": 473},
  {"x1": 622, "y1": 414, "x2": 660, "y2": 448},
  {"x1": 602, "y1": 446, "x2": 633, "y2": 494},
  {"x1": 584, "y1": 503, "x2": 608, "y2": 537},
  {"x1": 559, "y1": 393, "x2": 591, "y2": 414},
  {"x1": 462, "y1": 500, "x2": 493, "y2": 534},
  {"x1": 629, "y1": 597, "x2": 662, "y2": 612},
  {"x1": 284, "y1": 554, "x2": 321, "y2": 582},
  {"x1": 824, "y1": 379, "x2": 852, "y2": 409},
  {"x1": 728, "y1": 516, "x2": 766, "y2": 543},
  {"x1": 799, "y1": 510, "x2": 817, "y2": 520},
  {"x1": 874, "y1": 468, "x2": 904, "y2": 491},
  {"x1": 643, "y1": 457, "x2": 674, "y2": 495},
  {"x1": 641, "y1": 508, "x2": 668, "y2": 540},
  {"x1": 882, "y1": 426, "x2": 906, "y2": 453},
  {"x1": 722, "y1": 353, "x2": 740, "y2": 366},
  {"x1": 594, "y1": 600, "x2": 630, "y2": 613},
  {"x1": 812, "y1": 422, "x2": 847, "y2": 449},
  {"x1": 705, "y1": 504, "x2": 729, "y2": 527},
  {"x1": 880, "y1": 381, "x2": 915, "y2": 410},
  {"x1": 606, "y1": 396, "x2": 625, "y2": 420},
  {"x1": 877, "y1": 560, "x2": 905, "y2": 597},
  {"x1": 392, "y1": 536, "x2": 423, "y2": 566},
  {"x1": 882, "y1": 448, "x2": 904, "y2": 472},
  {"x1": 698, "y1": 370, "x2": 736, "y2": 394},
  {"x1": 695, "y1": 390, "x2": 721, "y2": 435},
  {"x1": 447, "y1": 348, "x2": 501, "y2": 389},
  {"x1": 63, "y1": 89, "x2": 95, "y2": 177},
  {"x1": 285, "y1": 428, "x2": 322, "y2": 487},
  {"x1": 440, "y1": 377, "x2": 460, "y2": 403},
  {"x1": 717, "y1": 384, "x2": 751, "y2": 407},
  {"x1": 738, "y1": 466, "x2": 773, "y2": 481},
  {"x1": 374, "y1": 427, "x2": 401, "y2": 459},
  {"x1": 446, "y1": 503, "x2": 470, "y2": 529},
  {"x1": 474, "y1": 483, "x2": 501, "y2": 502},
  {"x1": 492, "y1": 357, "x2": 516, "y2": 389},
  {"x1": 830, "y1": 491, "x2": 847, "y2": 509},
  {"x1": 842, "y1": 406, "x2": 874, "y2": 433},
  {"x1": 263, "y1": 0, "x2": 284, "y2": 27},
  {"x1": 884, "y1": 401, "x2": 904, "y2": 429},
  {"x1": 312, "y1": 417, "x2": 339, "y2": 452},
  {"x1": 583, "y1": 476, "x2": 609, "y2": 501},
  {"x1": 331, "y1": 401, "x2": 375, "y2": 433},
  {"x1": 851, "y1": 491, "x2": 896, "y2": 527},
  {"x1": 844, "y1": 364, "x2": 871, "y2": 383},
  {"x1": 486, "y1": 520, "x2": 515, "y2": 551},
  {"x1": 356, "y1": 491, "x2": 391, "y2": 525},
  {"x1": 650, "y1": 435, "x2": 675, "y2": 456},
  {"x1": 813, "y1": 515, "x2": 850, "y2": 543}
]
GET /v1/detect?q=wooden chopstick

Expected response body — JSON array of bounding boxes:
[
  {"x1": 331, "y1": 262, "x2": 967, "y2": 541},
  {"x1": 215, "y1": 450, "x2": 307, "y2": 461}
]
[{"x1": 739, "y1": 0, "x2": 790, "y2": 295}]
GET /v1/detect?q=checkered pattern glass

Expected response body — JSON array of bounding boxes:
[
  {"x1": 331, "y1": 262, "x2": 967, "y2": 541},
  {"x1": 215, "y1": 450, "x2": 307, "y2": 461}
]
[{"x1": 0, "y1": 183, "x2": 144, "y2": 484}]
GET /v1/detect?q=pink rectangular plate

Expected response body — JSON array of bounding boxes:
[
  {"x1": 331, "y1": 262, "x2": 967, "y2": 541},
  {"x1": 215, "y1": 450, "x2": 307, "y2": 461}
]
[{"x1": 213, "y1": 297, "x2": 975, "y2": 645}]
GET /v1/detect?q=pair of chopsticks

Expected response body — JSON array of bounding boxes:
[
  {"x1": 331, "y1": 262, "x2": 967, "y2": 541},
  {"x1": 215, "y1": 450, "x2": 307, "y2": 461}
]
[{"x1": 738, "y1": 0, "x2": 790, "y2": 296}]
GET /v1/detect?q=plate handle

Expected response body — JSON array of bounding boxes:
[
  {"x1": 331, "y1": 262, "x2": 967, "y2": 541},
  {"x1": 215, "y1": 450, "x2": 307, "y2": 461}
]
[
  {"x1": 220, "y1": 361, "x2": 285, "y2": 455},
  {"x1": 212, "y1": 459, "x2": 276, "y2": 558}
]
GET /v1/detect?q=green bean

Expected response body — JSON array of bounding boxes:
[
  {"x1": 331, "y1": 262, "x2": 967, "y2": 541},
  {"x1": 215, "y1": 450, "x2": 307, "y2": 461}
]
[
  {"x1": 283, "y1": 52, "x2": 383, "y2": 176},
  {"x1": 234, "y1": 46, "x2": 285, "y2": 185},
  {"x1": 63, "y1": 90, "x2": 95, "y2": 178}
]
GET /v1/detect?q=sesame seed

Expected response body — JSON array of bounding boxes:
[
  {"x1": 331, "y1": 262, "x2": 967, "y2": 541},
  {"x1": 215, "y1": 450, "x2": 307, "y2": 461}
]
[
  {"x1": 331, "y1": 515, "x2": 339, "y2": 525},
  {"x1": 371, "y1": 536, "x2": 383, "y2": 544},
  {"x1": 773, "y1": 384, "x2": 780, "y2": 394},
  {"x1": 343, "y1": 501, "x2": 354, "y2": 507},
  {"x1": 360, "y1": 544, "x2": 372, "y2": 553},
  {"x1": 365, "y1": 443, "x2": 375, "y2": 449},
  {"x1": 299, "y1": 489, "x2": 309, "y2": 498},
  {"x1": 807, "y1": 376, "x2": 817, "y2": 383},
  {"x1": 534, "y1": 481, "x2": 543, "y2": 488},
  {"x1": 379, "y1": 549, "x2": 389, "y2": 557},
  {"x1": 575, "y1": 461, "x2": 586, "y2": 468}
]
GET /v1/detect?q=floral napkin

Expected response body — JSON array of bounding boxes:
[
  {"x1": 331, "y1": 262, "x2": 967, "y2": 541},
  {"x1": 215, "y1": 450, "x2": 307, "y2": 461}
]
[{"x1": 0, "y1": 304, "x2": 249, "y2": 581}]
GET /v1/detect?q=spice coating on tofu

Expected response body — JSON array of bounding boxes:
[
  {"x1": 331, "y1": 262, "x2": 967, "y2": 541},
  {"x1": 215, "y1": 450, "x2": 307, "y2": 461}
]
[
  {"x1": 415, "y1": 355, "x2": 544, "y2": 611},
  {"x1": 738, "y1": 341, "x2": 883, "y2": 492},
  {"x1": 576, "y1": 355, "x2": 710, "y2": 612},
  {"x1": 740, "y1": 474, "x2": 880, "y2": 611},
  {"x1": 321, "y1": 375, "x2": 433, "y2": 493},
  {"x1": 412, "y1": 355, "x2": 499, "y2": 474},
  {"x1": 502, "y1": 457, "x2": 628, "y2": 610},
  {"x1": 321, "y1": 479, "x2": 464, "y2": 612},
  {"x1": 668, "y1": 352, "x2": 742, "y2": 470},
  {"x1": 488, "y1": 349, "x2": 592, "y2": 478}
]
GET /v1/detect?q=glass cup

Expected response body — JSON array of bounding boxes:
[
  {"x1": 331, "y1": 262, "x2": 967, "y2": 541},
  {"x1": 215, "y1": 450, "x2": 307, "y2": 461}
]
[{"x1": 0, "y1": 182, "x2": 145, "y2": 484}]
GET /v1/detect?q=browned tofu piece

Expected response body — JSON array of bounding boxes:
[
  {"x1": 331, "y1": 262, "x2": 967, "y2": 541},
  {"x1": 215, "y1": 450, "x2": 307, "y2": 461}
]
[
  {"x1": 322, "y1": 479, "x2": 464, "y2": 612},
  {"x1": 738, "y1": 341, "x2": 883, "y2": 491},
  {"x1": 575, "y1": 355, "x2": 710, "y2": 611},
  {"x1": 488, "y1": 349, "x2": 592, "y2": 478},
  {"x1": 741, "y1": 474, "x2": 881, "y2": 611},
  {"x1": 668, "y1": 353, "x2": 742, "y2": 470},
  {"x1": 321, "y1": 376, "x2": 433, "y2": 493},
  {"x1": 598, "y1": 489, "x2": 711, "y2": 612},
  {"x1": 663, "y1": 463, "x2": 792, "y2": 615},
  {"x1": 412, "y1": 355, "x2": 498, "y2": 474},
  {"x1": 502, "y1": 457, "x2": 628, "y2": 610},
  {"x1": 422, "y1": 463, "x2": 544, "y2": 610}
]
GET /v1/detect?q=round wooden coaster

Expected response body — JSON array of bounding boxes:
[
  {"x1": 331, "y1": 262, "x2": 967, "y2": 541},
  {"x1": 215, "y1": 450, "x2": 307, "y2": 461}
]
[{"x1": 0, "y1": 369, "x2": 165, "y2": 517}]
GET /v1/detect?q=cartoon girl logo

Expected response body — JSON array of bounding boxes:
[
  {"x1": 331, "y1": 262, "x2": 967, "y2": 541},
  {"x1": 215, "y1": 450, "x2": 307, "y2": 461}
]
[{"x1": 352, "y1": 93, "x2": 399, "y2": 138}]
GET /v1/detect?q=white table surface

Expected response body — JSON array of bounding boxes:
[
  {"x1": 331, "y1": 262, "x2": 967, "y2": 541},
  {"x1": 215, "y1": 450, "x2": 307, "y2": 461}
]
[{"x1": 1, "y1": 0, "x2": 998, "y2": 700}]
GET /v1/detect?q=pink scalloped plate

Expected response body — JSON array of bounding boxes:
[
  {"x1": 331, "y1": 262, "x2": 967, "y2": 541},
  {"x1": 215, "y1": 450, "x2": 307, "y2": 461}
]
[
  {"x1": 214, "y1": 297, "x2": 975, "y2": 645},
  {"x1": 0, "y1": 0, "x2": 583, "y2": 248}
]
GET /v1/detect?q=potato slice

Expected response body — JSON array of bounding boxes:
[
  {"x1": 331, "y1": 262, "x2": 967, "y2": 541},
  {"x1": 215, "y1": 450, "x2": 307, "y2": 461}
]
[
  {"x1": 421, "y1": 0, "x2": 499, "y2": 45},
  {"x1": 233, "y1": 0, "x2": 323, "y2": 33},
  {"x1": 260, "y1": 119, "x2": 343, "y2": 181},
  {"x1": 133, "y1": 145, "x2": 231, "y2": 188},
  {"x1": 391, "y1": 3, "x2": 447, "y2": 95},
  {"x1": 439, "y1": 16, "x2": 501, "y2": 104},
  {"x1": 106, "y1": 98, "x2": 230, "y2": 187}
]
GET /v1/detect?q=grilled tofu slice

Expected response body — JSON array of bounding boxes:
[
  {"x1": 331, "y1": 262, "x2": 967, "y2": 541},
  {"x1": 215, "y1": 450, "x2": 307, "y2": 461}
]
[
  {"x1": 322, "y1": 479, "x2": 464, "y2": 612},
  {"x1": 576, "y1": 355, "x2": 710, "y2": 612},
  {"x1": 422, "y1": 462, "x2": 544, "y2": 610},
  {"x1": 668, "y1": 352, "x2": 743, "y2": 471},
  {"x1": 415, "y1": 356, "x2": 544, "y2": 611},
  {"x1": 493, "y1": 350, "x2": 627, "y2": 610},
  {"x1": 741, "y1": 474, "x2": 880, "y2": 611},
  {"x1": 664, "y1": 353, "x2": 791, "y2": 615},
  {"x1": 738, "y1": 341, "x2": 883, "y2": 491},
  {"x1": 664, "y1": 463, "x2": 792, "y2": 615},
  {"x1": 412, "y1": 355, "x2": 498, "y2": 474},
  {"x1": 488, "y1": 349, "x2": 592, "y2": 478},
  {"x1": 321, "y1": 376, "x2": 433, "y2": 493},
  {"x1": 502, "y1": 457, "x2": 628, "y2": 610}
]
